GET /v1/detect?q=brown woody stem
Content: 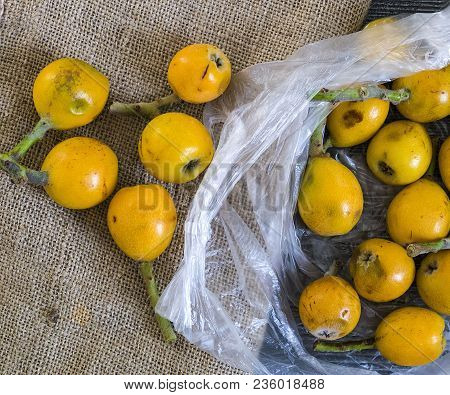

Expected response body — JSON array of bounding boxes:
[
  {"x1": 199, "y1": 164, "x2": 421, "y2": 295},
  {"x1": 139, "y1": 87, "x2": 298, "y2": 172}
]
[
  {"x1": 314, "y1": 338, "x2": 376, "y2": 352},
  {"x1": 110, "y1": 93, "x2": 181, "y2": 119},
  {"x1": 312, "y1": 85, "x2": 410, "y2": 105},
  {"x1": 139, "y1": 261, "x2": 177, "y2": 343},
  {"x1": 407, "y1": 238, "x2": 450, "y2": 257}
]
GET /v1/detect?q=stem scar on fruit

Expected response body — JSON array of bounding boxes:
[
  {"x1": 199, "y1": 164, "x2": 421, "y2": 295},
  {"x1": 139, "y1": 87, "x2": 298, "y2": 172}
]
[
  {"x1": 107, "y1": 184, "x2": 178, "y2": 343},
  {"x1": 0, "y1": 58, "x2": 110, "y2": 184},
  {"x1": 110, "y1": 43, "x2": 232, "y2": 118}
]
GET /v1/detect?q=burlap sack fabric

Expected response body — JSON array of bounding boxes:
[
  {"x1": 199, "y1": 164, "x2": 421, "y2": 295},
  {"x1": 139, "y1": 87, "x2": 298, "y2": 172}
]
[{"x1": 0, "y1": 0, "x2": 370, "y2": 374}]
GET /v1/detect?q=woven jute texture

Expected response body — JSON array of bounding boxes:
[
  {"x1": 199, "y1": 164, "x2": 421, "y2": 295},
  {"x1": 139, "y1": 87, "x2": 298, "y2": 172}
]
[{"x1": 0, "y1": 0, "x2": 370, "y2": 374}]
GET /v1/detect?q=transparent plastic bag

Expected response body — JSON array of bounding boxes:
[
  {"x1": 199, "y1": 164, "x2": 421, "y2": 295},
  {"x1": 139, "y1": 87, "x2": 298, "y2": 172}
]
[{"x1": 158, "y1": 8, "x2": 450, "y2": 374}]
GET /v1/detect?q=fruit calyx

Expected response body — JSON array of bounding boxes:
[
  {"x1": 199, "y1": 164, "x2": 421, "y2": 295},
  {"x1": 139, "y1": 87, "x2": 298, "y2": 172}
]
[
  {"x1": 356, "y1": 250, "x2": 378, "y2": 269},
  {"x1": 210, "y1": 53, "x2": 224, "y2": 68},
  {"x1": 183, "y1": 159, "x2": 200, "y2": 173}
]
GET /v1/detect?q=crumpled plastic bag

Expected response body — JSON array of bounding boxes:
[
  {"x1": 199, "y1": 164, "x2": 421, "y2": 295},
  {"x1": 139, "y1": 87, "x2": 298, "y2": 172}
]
[{"x1": 158, "y1": 8, "x2": 450, "y2": 374}]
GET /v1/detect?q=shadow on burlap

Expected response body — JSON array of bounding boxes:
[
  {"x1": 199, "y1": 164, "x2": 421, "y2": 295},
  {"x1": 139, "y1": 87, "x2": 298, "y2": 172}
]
[{"x1": 0, "y1": 0, "x2": 370, "y2": 374}]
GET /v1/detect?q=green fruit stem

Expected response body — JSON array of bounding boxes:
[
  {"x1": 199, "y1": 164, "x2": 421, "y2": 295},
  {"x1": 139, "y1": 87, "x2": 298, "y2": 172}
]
[
  {"x1": 8, "y1": 118, "x2": 52, "y2": 161},
  {"x1": 110, "y1": 93, "x2": 181, "y2": 119},
  {"x1": 309, "y1": 119, "x2": 327, "y2": 158},
  {"x1": 0, "y1": 118, "x2": 51, "y2": 185},
  {"x1": 110, "y1": 86, "x2": 409, "y2": 119},
  {"x1": 312, "y1": 85, "x2": 410, "y2": 105},
  {"x1": 314, "y1": 338, "x2": 376, "y2": 353},
  {"x1": 322, "y1": 138, "x2": 333, "y2": 152},
  {"x1": 0, "y1": 155, "x2": 48, "y2": 185},
  {"x1": 139, "y1": 261, "x2": 177, "y2": 343},
  {"x1": 407, "y1": 238, "x2": 450, "y2": 257}
]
